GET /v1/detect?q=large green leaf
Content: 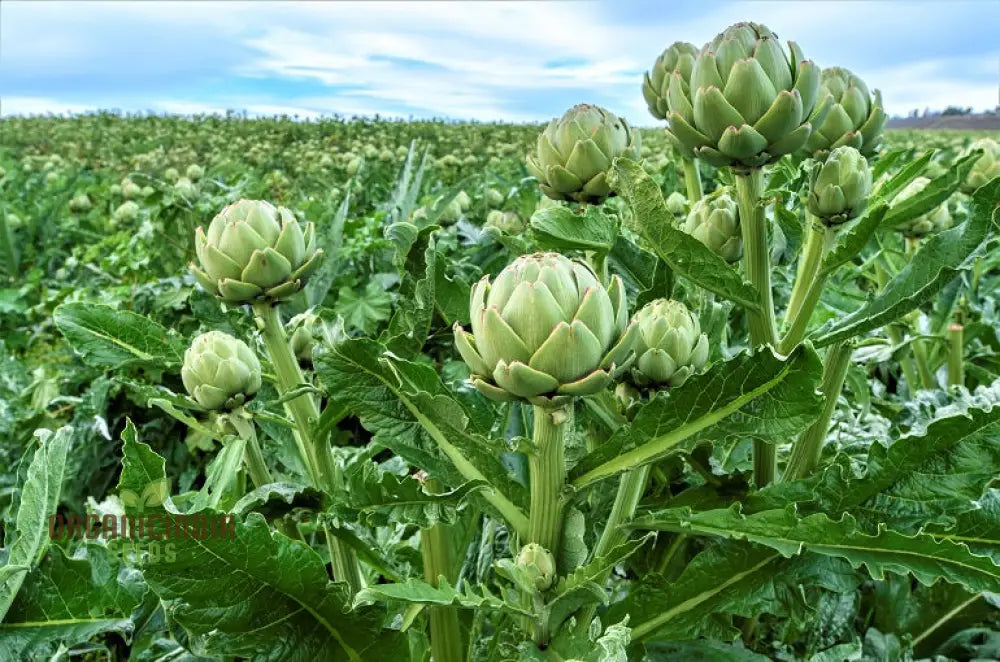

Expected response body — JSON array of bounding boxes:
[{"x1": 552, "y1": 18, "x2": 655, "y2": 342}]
[
  {"x1": 0, "y1": 426, "x2": 72, "y2": 622},
  {"x1": 54, "y1": 303, "x2": 186, "y2": 369},
  {"x1": 530, "y1": 204, "x2": 618, "y2": 254},
  {"x1": 570, "y1": 345, "x2": 823, "y2": 488},
  {"x1": 811, "y1": 178, "x2": 1000, "y2": 347},
  {"x1": 609, "y1": 158, "x2": 760, "y2": 311},
  {"x1": 313, "y1": 337, "x2": 529, "y2": 537},
  {"x1": 354, "y1": 577, "x2": 530, "y2": 617}
]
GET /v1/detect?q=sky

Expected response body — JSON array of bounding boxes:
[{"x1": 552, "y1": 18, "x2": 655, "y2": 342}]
[{"x1": 2, "y1": 0, "x2": 998, "y2": 126}]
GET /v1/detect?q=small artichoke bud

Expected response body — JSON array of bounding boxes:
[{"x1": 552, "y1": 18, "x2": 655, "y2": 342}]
[
  {"x1": 526, "y1": 104, "x2": 641, "y2": 205},
  {"x1": 69, "y1": 194, "x2": 92, "y2": 213},
  {"x1": 163, "y1": 167, "x2": 180, "y2": 183},
  {"x1": 891, "y1": 177, "x2": 953, "y2": 239},
  {"x1": 121, "y1": 179, "x2": 143, "y2": 200},
  {"x1": 346, "y1": 157, "x2": 362, "y2": 176},
  {"x1": 453, "y1": 252, "x2": 638, "y2": 405},
  {"x1": 641, "y1": 41, "x2": 699, "y2": 121},
  {"x1": 806, "y1": 146, "x2": 872, "y2": 226},
  {"x1": 485, "y1": 210, "x2": 525, "y2": 235},
  {"x1": 682, "y1": 188, "x2": 742, "y2": 262},
  {"x1": 288, "y1": 311, "x2": 321, "y2": 362},
  {"x1": 665, "y1": 191, "x2": 689, "y2": 216},
  {"x1": 186, "y1": 164, "x2": 204, "y2": 181},
  {"x1": 485, "y1": 188, "x2": 505, "y2": 206},
  {"x1": 961, "y1": 138, "x2": 1000, "y2": 194},
  {"x1": 181, "y1": 331, "x2": 262, "y2": 410},
  {"x1": 455, "y1": 190, "x2": 472, "y2": 212},
  {"x1": 174, "y1": 177, "x2": 197, "y2": 198},
  {"x1": 191, "y1": 199, "x2": 323, "y2": 303},
  {"x1": 630, "y1": 299, "x2": 709, "y2": 388},
  {"x1": 516, "y1": 543, "x2": 556, "y2": 591},
  {"x1": 804, "y1": 67, "x2": 887, "y2": 158},
  {"x1": 113, "y1": 201, "x2": 139, "y2": 224}
]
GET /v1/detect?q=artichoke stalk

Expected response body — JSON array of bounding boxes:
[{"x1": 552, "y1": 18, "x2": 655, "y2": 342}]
[{"x1": 526, "y1": 104, "x2": 641, "y2": 205}]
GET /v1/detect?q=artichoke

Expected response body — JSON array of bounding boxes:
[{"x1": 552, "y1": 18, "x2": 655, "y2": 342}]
[
  {"x1": 804, "y1": 67, "x2": 886, "y2": 158},
  {"x1": 69, "y1": 194, "x2": 92, "y2": 213},
  {"x1": 516, "y1": 543, "x2": 556, "y2": 591},
  {"x1": 665, "y1": 191, "x2": 689, "y2": 216},
  {"x1": 453, "y1": 253, "x2": 637, "y2": 405},
  {"x1": 961, "y1": 138, "x2": 1000, "y2": 194},
  {"x1": 288, "y1": 311, "x2": 321, "y2": 362},
  {"x1": 186, "y1": 164, "x2": 204, "y2": 181},
  {"x1": 181, "y1": 331, "x2": 261, "y2": 410},
  {"x1": 891, "y1": 177, "x2": 952, "y2": 238},
  {"x1": 806, "y1": 145, "x2": 872, "y2": 225},
  {"x1": 526, "y1": 104, "x2": 641, "y2": 205},
  {"x1": 663, "y1": 22, "x2": 827, "y2": 169},
  {"x1": 485, "y1": 209, "x2": 525, "y2": 235},
  {"x1": 642, "y1": 41, "x2": 700, "y2": 121},
  {"x1": 191, "y1": 199, "x2": 322, "y2": 303},
  {"x1": 629, "y1": 299, "x2": 709, "y2": 388},
  {"x1": 681, "y1": 188, "x2": 742, "y2": 261}
]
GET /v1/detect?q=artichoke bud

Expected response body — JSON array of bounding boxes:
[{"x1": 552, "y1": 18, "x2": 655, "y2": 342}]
[
  {"x1": 629, "y1": 299, "x2": 709, "y2": 388},
  {"x1": 806, "y1": 146, "x2": 872, "y2": 226},
  {"x1": 961, "y1": 138, "x2": 1000, "y2": 194},
  {"x1": 642, "y1": 41, "x2": 699, "y2": 121},
  {"x1": 891, "y1": 177, "x2": 953, "y2": 239},
  {"x1": 682, "y1": 188, "x2": 742, "y2": 262},
  {"x1": 69, "y1": 194, "x2": 92, "y2": 213},
  {"x1": 186, "y1": 164, "x2": 204, "y2": 181},
  {"x1": 804, "y1": 67, "x2": 886, "y2": 159},
  {"x1": 665, "y1": 22, "x2": 823, "y2": 169},
  {"x1": 485, "y1": 210, "x2": 525, "y2": 235},
  {"x1": 665, "y1": 191, "x2": 689, "y2": 216},
  {"x1": 516, "y1": 543, "x2": 556, "y2": 591},
  {"x1": 181, "y1": 331, "x2": 262, "y2": 410},
  {"x1": 191, "y1": 199, "x2": 323, "y2": 304},
  {"x1": 526, "y1": 104, "x2": 641, "y2": 205},
  {"x1": 452, "y1": 252, "x2": 638, "y2": 406},
  {"x1": 288, "y1": 311, "x2": 321, "y2": 362}
]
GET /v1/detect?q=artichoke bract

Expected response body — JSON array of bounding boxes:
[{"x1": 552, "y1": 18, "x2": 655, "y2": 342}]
[
  {"x1": 962, "y1": 138, "x2": 1000, "y2": 194},
  {"x1": 803, "y1": 67, "x2": 886, "y2": 158},
  {"x1": 891, "y1": 177, "x2": 953, "y2": 238},
  {"x1": 191, "y1": 200, "x2": 322, "y2": 303},
  {"x1": 516, "y1": 543, "x2": 556, "y2": 591},
  {"x1": 526, "y1": 104, "x2": 641, "y2": 205},
  {"x1": 806, "y1": 146, "x2": 872, "y2": 226},
  {"x1": 453, "y1": 253, "x2": 637, "y2": 405},
  {"x1": 664, "y1": 22, "x2": 826, "y2": 170},
  {"x1": 181, "y1": 331, "x2": 262, "y2": 410},
  {"x1": 682, "y1": 188, "x2": 742, "y2": 261},
  {"x1": 642, "y1": 41, "x2": 700, "y2": 121},
  {"x1": 630, "y1": 299, "x2": 709, "y2": 388}
]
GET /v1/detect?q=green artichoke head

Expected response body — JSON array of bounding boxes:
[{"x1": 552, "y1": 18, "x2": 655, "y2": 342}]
[
  {"x1": 181, "y1": 331, "x2": 261, "y2": 410},
  {"x1": 642, "y1": 41, "x2": 700, "y2": 121},
  {"x1": 630, "y1": 299, "x2": 709, "y2": 388},
  {"x1": 804, "y1": 67, "x2": 886, "y2": 158},
  {"x1": 453, "y1": 252, "x2": 638, "y2": 405},
  {"x1": 516, "y1": 543, "x2": 556, "y2": 591},
  {"x1": 485, "y1": 210, "x2": 526, "y2": 236},
  {"x1": 891, "y1": 177, "x2": 953, "y2": 238},
  {"x1": 682, "y1": 187, "x2": 742, "y2": 261},
  {"x1": 191, "y1": 199, "x2": 323, "y2": 303},
  {"x1": 526, "y1": 104, "x2": 641, "y2": 205},
  {"x1": 664, "y1": 22, "x2": 827, "y2": 169},
  {"x1": 665, "y1": 191, "x2": 690, "y2": 216},
  {"x1": 806, "y1": 145, "x2": 872, "y2": 225},
  {"x1": 288, "y1": 311, "x2": 321, "y2": 362},
  {"x1": 961, "y1": 138, "x2": 1000, "y2": 194}
]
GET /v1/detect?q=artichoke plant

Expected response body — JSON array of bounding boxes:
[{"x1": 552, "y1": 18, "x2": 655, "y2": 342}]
[
  {"x1": 803, "y1": 67, "x2": 886, "y2": 158},
  {"x1": 485, "y1": 210, "x2": 525, "y2": 235},
  {"x1": 663, "y1": 22, "x2": 827, "y2": 169},
  {"x1": 453, "y1": 253, "x2": 637, "y2": 405},
  {"x1": 526, "y1": 104, "x2": 641, "y2": 205},
  {"x1": 806, "y1": 145, "x2": 872, "y2": 225},
  {"x1": 961, "y1": 138, "x2": 1000, "y2": 194},
  {"x1": 191, "y1": 199, "x2": 322, "y2": 303},
  {"x1": 681, "y1": 188, "x2": 742, "y2": 261},
  {"x1": 891, "y1": 177, "x2": 953, "y2": 238},
  {"x1": 629, "y1": 299, "x2": 709, "y2": 388},
  {"x1": 642, "y1": 41, "x2": 700, "y2": 121},
  {"x1": 516, "y1": 543, "x2": 556, "y2": 591},
  {"x1": 181, "y1": 331, "x2": 262, "y2": 410}
]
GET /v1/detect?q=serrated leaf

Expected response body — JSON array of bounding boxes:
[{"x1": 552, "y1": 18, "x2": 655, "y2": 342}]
[
  {"x1": 811, "y1": 178, "x2": 1000, "y2": 347},
  {"x1": 530, "y1": 205, "x2": 618, "y2": 254},
  {"x1": 644, "y1": 640, "x2": 772, "y2": 661},
  {"x1": 570, "y1": 345, "x2": 822, "y2": 488},
  {"x1": 54, "y1": 303, "x2": 185, "y2": 369},
  {"x1": 609, "y1": 158, "x2": 760, "y2": 311},
  {"x1": 354, "y1": 577, "x2": 530, "y2": 617},
  {"x1": 872, "y1": 150, "x2": 934, "y2": 202},
  {"x1": 820, "y1": 203, "x2": 888, "y2": 276},
  {"x1": 881, "y1": 151, "x2": 980, "y2": 229}
]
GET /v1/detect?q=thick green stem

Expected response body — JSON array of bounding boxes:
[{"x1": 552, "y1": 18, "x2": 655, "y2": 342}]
[
  {"x1": 682, "y1": 158, "x2": 703, "y2": 203},
  {"x1": 783, "y1": 342, "x2": 852, "y2": 482},
  {"x1": 948, "y1": 324, "x2": 965, "y2": 387},
  {"x1": 779, "y1": 220, "x2": 833, "y2": 354},
  {"x1": 420, "y1": 479, "x2": 463, "y2": 662},
  {"x1": 735, "y1": 169, "x2": 777, "y2": 486},
  {"x1": 253, "y1": 302, "x2": 363, "y2": 594},
  {"x1": 874, "y1": 261, "x2": 920, "y2": 392},
  {"x1": 529, "y1": 405, "x2": 570, "y2": 556},
  {"x1": 912, "y1": 335, "x2": 936, "y2": 390},
  {"x1": 228, "y1": 413, "x2": 272, "y2": 489}
]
